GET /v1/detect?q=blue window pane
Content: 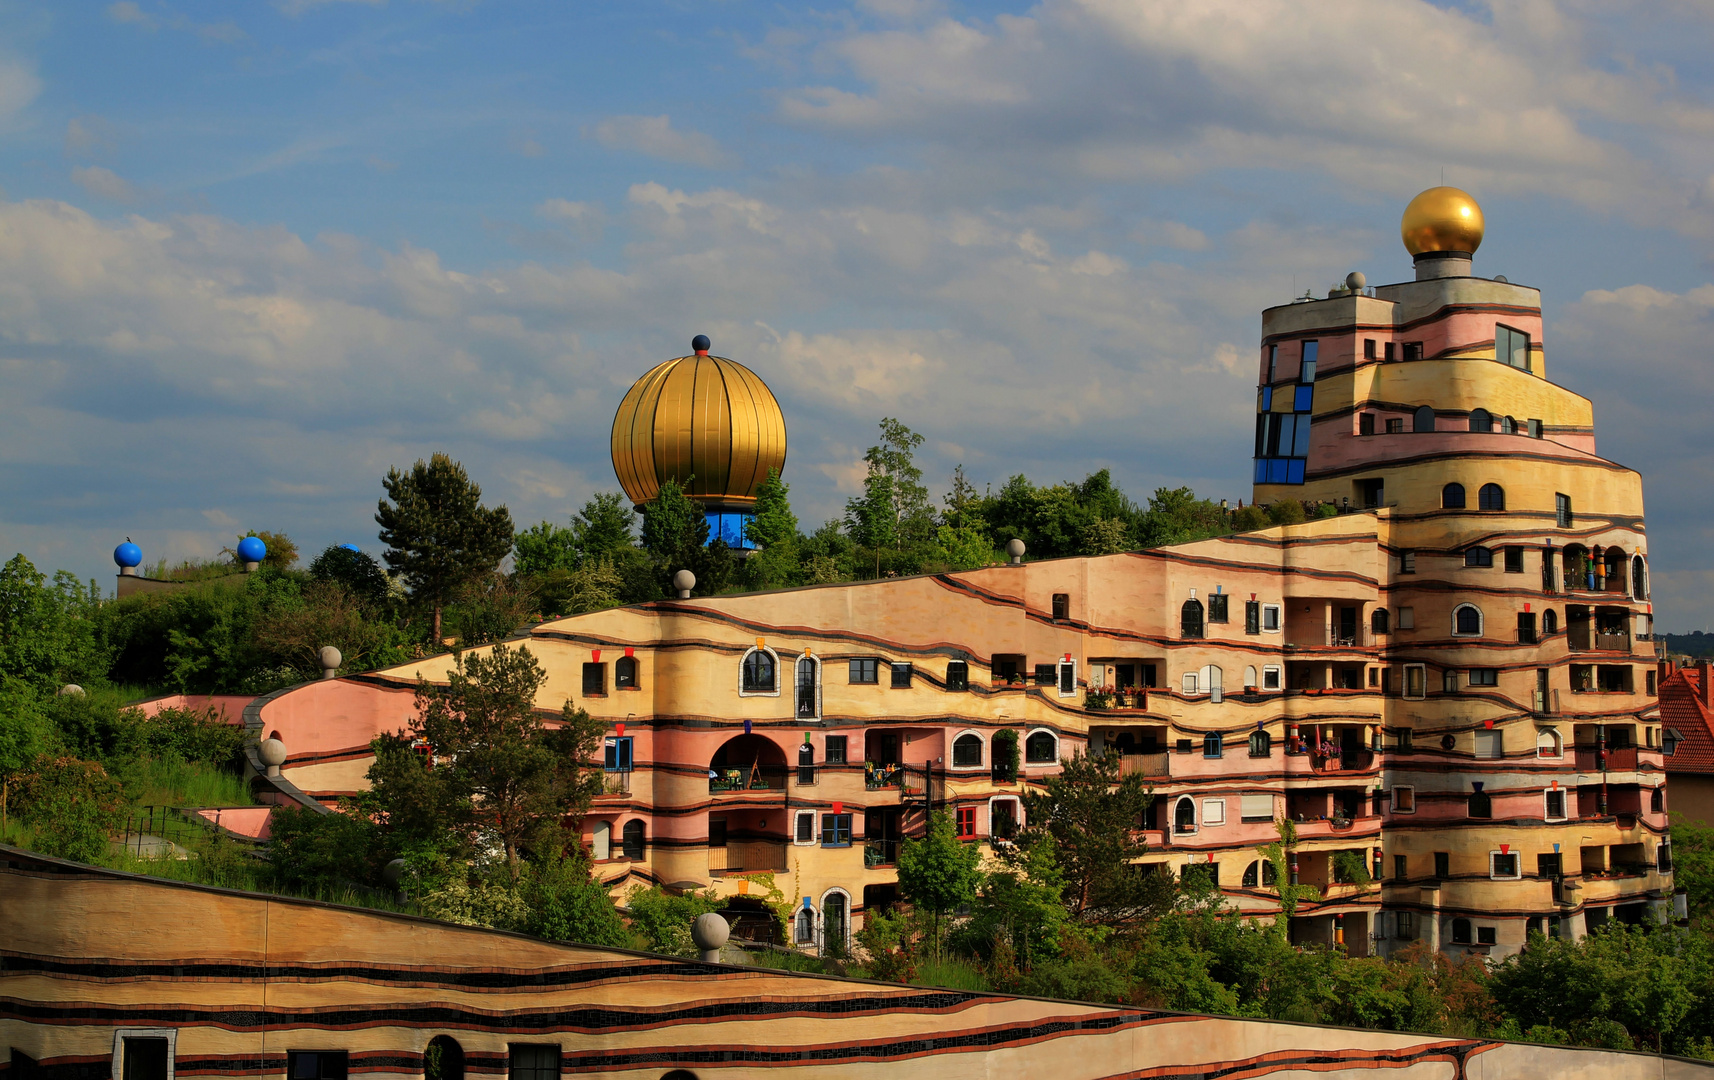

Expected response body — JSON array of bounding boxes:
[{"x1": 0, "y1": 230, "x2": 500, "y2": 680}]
[
  {"x1": 1261, "y1": 387, "x2": 1273, "y2": 410},
  {"x1": 704, "y1": 511, "x2": 758, "y2": 550},
  {"x1": 1286, "y1": 458, "x2": 1306, "y2": 484},
  {"x1": 1301, "y1": 340, "x2": 1319, "y2": 365},
  {"x1": 1294, "y1": 385, "x2": 1314, "y2": 412},
  {"x1": 1254, "y1": 459, "x2": 1267, "y2": 483},
  {"x1": 1266, "y1": 458, "x2": 1289, "y2": 484},
  {"x1": 1292, "y1": 414, "x2": 1313, "y2": 456}
]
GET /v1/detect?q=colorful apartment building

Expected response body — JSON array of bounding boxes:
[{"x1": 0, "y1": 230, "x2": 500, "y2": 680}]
[{"x1": 249, "y1": 188, "x2": 1668, "y2": 962}]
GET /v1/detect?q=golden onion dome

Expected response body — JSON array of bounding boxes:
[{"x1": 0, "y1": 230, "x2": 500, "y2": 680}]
[
  {"x1": 610, "y1": 336, "x2": 787, "y2": 509},
  {"x1": 1400, "y1": 186, "x2": 1485, "y2": 256}
]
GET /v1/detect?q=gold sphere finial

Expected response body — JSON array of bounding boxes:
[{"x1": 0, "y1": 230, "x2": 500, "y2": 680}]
[{"x1": 1400, "y1": 186, "x2": 1484, "y2": 257}]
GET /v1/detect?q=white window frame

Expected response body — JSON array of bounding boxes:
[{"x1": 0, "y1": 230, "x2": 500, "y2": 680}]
[
  {"x1": 1201, "y1": 798, "x2": 1226, "y2": 827},
  {"x1": 1536, "y1": 728, "x2": 1562, "y2": 759},
  {"x1": 1451, "y1": 603, "x2": 1484, "y2": 637},
  {"x1": 817, "y1": 887, "x2": 852, "y2": 954},
  {"x1": 793, "y1": 809, "x2": 818, "y2": 846},
  {"x1": 1262, "y1": 665, "x2": 1282, "y2": 690},
  {"x1": 1244, "y1": 665, "x2": 1257, "y2": 689},
  {"x1": 1182, "y1": 672, "x2": 1199, "y2": 694},
  {"x1": 1544, "y1": 788, "x2": 1568, "y2": 822},
  {"x1": 987, "y1": 795, "x2": 1023, "y2": 840},
  {"x1": 112, "y1": 1029, "x2": 178, "y2": 1080},
  {"x1": 1404, "y1": 663, "x2": 1426, "y2": 700},
  {"x1": 1023, "y1": 727, "x2": 1059, "y2": 766},
  {"x1": 1474, "y1": 729, "x2": 1503, "y2": 759},
  {"x1": 794, "y1": 652, "x2": 822, "y2": 720},
  {"x1": 1173, "y1": 796, "x2": 1197, "y2": 835},
  {"x1": 949, "y1": 728, "x2": 987, "y2": 771},
  {"x1": 1199, "y1": 665, "x2": 1224, "y2": 703},
  {"x1": 1392, "y1": 785, "x2": 1416, "y2": 814},
  {"x1": 1489, "y1": 850, "x2": 1522, "y2": 880},
  {"x1": 1261, "y1": 604, "x2": 1282, "y2": 632},
  {"x1": 738, "y1": 645, "x2": 782, "y2": 698},
  {"x1": 1056, "y1": 659, "x2": 1078, "y2": 698},
  {"x1": 794, "y1": 902, "x2": 817, "y2": 945},
  {"x1": 1239, "y1": 793, "x2": 1274, "y2": 822}
]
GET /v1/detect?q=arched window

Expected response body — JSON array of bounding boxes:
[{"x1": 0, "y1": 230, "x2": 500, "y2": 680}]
[
  {"x1": 1371, "y1": 608, "x2": 1390, "y2": 635},
  {"x1": 1465, "y1": 547, "x2": 1493, "y2": 567},
  {"x1": 1544, "y1": 609, "x2": 1558, "y2": 635},
  {"x1": 1414, "y1": 406, "x2": 1435, "y2": 432},
  {"x1": 1181, "y1": 598, "x2": 1204, "y2": 639},
  {"x1": 795, "y1": 655, "x2": 819, "y2": 718},
  {"x1": 1025, "y1": 730, "x2": 1057, "y2": 765},
  {"x1": 1249, "y1": 730, "x2": 1271, "y2": 758},
  {"x1": 1652, "y1": 787, "x2": 1665, "y2": 813},
  {"x1": 621, "y1": 819, "x2": 646, "y2": 860},
  {"x1": 794, "y1": 907, "x2": 815, "y2": 945},
  {"x1": 1468, "y1": 792, "x2": 1492, "y2": 818},
  {"x1": 1174, "y1": 797, "x2": 1196, "y2": 833},
  {"x1": 740, "y1": 647, "x2": 778, "y2": 695},
  {"x1": 952, "y1": 733, "x2": 984, "y2": 769},
  {"x1": 820, "y1": 889, "x2": 849, "y2": 955},
  {"x1": 1633, "y1": 556, "x2": 1648, "y2": 599},
  {"x1": 425, "y1": 1037, "x2": 464, "y2": 1080},
  {"x1": 1454, "y1": 604, "x2": 1483, "y2": 636},
  {"x1": 1478, "y1": 483, "x2": 1505, "y2": 511},
  {"x1": 1469, "y1": 408, "x2": 1492, "y2": 433},
  {"x1": 1536, "y1": 729, "x2": 1561, "y2": 758},
  {"x1": 1199, "y1": 664, "x2": 1224, "y2": 703},
  {"x1": 616, "y1": 655, "x2": 639, "y2": 689},
  {"x1": 1244, "y1": 665, "x2": 1257, "y2": 688},
  {"x1": 1203, "y1": 733, "x2": 1223, "y2": 758},
  {"x1": 1242, "y1": 861, "x2": 1259, "y2": 887},
  {"x1": 1442, "y1": 482, "x2": 1466, "y2": 509},
  {"x1": 1501, "y1": 415, "x2": 1517, "y2": 435}
]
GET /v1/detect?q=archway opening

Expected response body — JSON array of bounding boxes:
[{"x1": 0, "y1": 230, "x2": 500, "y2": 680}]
[{"x1": 709, "y1": 734, "x2": 787, "y2": 791}]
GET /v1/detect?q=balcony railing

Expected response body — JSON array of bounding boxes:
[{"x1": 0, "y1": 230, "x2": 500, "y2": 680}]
[
  {"x1": 1117, "y1": 752, "x2": 1170, "y2": 779},
  {"x1": 866, "y1": 764, "x2": 905, "y2": 790},
  {"x1": 864, "y1": 839, "x2": 898, "y2": 867},
  {"x1": 709, "y1": 769, "x2": 786, "y2": 793},
  {"x1": 1574, "y1": 747, "x2": 1639, "y2": 772},
  {"x1": 1595, "y1": 632, "x2": 1631, "y2": 651}
]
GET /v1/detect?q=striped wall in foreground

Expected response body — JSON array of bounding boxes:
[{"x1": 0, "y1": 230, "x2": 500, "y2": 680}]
[{"x1": 0, "y1": 848, "x2": 1704, "y2": 1080}]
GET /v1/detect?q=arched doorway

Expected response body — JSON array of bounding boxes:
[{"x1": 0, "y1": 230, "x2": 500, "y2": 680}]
[
  {"x1": 425, "y1": 1037, "x2": 464, "y2": 1080},
  {"x1": 709, "y1": 734, "x2": 788, "y2": 792},
  {"x1": 821, "y1": 890, "x2": 849, "y2": 957}
]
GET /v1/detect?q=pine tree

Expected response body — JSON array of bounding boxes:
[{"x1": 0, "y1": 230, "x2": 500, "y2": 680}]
[
  {"x1": 746, "y1": 468, "x2": 798, "y2": 550},
  {"x1": 638, "y1": 476, "x2": 708, "y2": 566},
  {"x1": 375, "y1": 453, "x2": 515, "y2": 643}
]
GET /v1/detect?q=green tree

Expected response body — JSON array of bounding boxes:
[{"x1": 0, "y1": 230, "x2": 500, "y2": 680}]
[
  {"x1": 954, "y1": 832, "x2": 1071, "y2": 969},
  {"x1": 376, "y1": 453, "x2": 515, "y2": 643},
  {"x1": 15, "y1": 754, "x2": 125, "y2": 863},
  {"x1": 746, "y1": 468, "x2": 798, "y2": 550},
  {"x1": 1018, "y1": 750, "x2": 1167, "y2": 925},
  {"x1": 934, "y1": 524, "x2": 998, "y2": 570},
  {"x1": 571, "y1": 492, "x2": 637, "y2": 563},
  {"x1": 846, "y1": 419, "x2": 935, "y2": 572},
  {"x1": 638, "y1": 476, "x2": 709, "y2": 568},
  {"x1": 1258, "y1": 818, "x2": 1320, "y2": 932},
  {"x1": 308, "y1": 545, "x2": 392, "y2": 609},
  {"x1": 513, "y1": 521, "x2": 578, "y2": 578},
  {"x1": 240, "y1": 530, "x2": 299, "y2": 571},
  {"x1": 896, "y1": 809, "x2": 982, "y2": 959},
  {"x1": 0, "y1": 554, "x2": 107, "y2": 692},
  {"x1": 521, "y1": 846, "x2": 631, "y2": 946},
  {"x1": 410, "y1": 644, "x2": 606, "y2": 877},
  {"x1": 844, "y1": 469, "x2": 895, "y2": 575},
  {"x1": 253, "y1": 579, "x2": 400, "y2": 679},
  {"x1": 1135, "y1": 486, "x2": 1231, "y2": 548},
  {"x1": 1672, "y1": 813, "x2": 1714, "y2": 923},
  {"x1": 942, "y1": 464, "x2": 982, "y2": 530}
]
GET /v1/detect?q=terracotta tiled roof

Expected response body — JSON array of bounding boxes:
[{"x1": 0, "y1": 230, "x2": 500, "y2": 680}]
[{"x1": 1662, "y1": 666, "x2": 1714, "y2": 775}]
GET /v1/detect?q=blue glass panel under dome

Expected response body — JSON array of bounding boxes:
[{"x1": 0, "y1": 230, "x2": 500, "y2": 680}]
[{"x1": 705, "y1": 510, "x2": 758, "y2": 550}]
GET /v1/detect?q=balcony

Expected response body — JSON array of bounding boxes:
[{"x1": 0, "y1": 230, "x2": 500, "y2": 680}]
[
  {"x1": 709, "y1": 841, "x2": 788, "y2": 875},
  {"x1": 864, "y1": 839, "x2": 898, "y2": 867},
  {"x1": 1117, "y1": 752, "x2": 1171, "y2": 780},
  {"x1": 709, "y1": 772, "x2": 786, "y2": 794},
  {"x1": 1574, "y1": 747, "x2": 1638, "y2": 773}
]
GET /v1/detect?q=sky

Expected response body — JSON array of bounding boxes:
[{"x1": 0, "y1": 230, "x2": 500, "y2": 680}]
[{"x1": 1, "y1": 0, "x2": 1712, "y2": 629}]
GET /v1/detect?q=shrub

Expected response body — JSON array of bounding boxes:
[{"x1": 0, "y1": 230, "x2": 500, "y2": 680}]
[
  {"x1": 15, "y1": 754, "x2": 124, "y2": 863},
  {"x1": 268, "y1": 803, "x2": 385, "y2": 890}
]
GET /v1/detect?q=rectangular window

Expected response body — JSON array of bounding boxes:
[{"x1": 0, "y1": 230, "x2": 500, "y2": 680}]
[
  {"x1": 890, "y1": 662, "x2": 913, "y2": 688},
  {"x1": 1051, "y1": 593, "x2": 1070, "y2": 620},
  {"x1": 1359, "y1": 412, "x2": 1375, "y2": 435},
  {"x1": 1201, "y1": 798, "x2": 1226, "y2": 826},
  {"x1": 582, "y1": 663, "x2": 606, "y2": 696},
  {"x1": 288, "y1": 1054, "x2": 348, "y2": 1080},
  {"x1": 603, "y1": 736, "x2": 633, "y2": 772},
  {"x1": 1364, "y1": 339, "x2": 1376, "y2": 359},
  {"x1": 820, "y1": 812, "x2": 853, "y2": 846},
  {"x1": 1393, "y1": 786, "x2": 1416, "y2": 813},
  {"x1": 1034, "y1": 663, "x2": 1057, "y2": 687},
  {"x1": 1207, "y1": 594, "x2": 1229, "y2": 623},
  {"x1": 1384, "y1": 342, "x2": 1396, "y2": 361},
  {"x1": 1262, "y1": 604, "x2": 1281, "y2": 631},
  {"x1": 1529, "y1": 418, "x2": 1543, "y2": 438},
  {"x1": 1474, "y1": 730, "x2": 1502, "y2": 758},
  {"x1": 849, "y1": 658, "x2": 879, "y2": 684},
  {"x1": 508, "y1": 1046, "x2": 560, "y2": 1080},
  {"x1": 1496, "y1": 325, "x2": 1530, "y2": 370},
  {"x1": 955, "y1": 806, "x2": 975, "y2": 840},
  {"x1": 1240, "y1": 793, "x2": 1274, "y2": 822},
  {"x1": 1504, "y1": 546, "x2": 1524, "y2": 573},
  {"x1": 946, "y1": 660, "x2": 969, "y2": 691},
  {"x1": 1385, "y1": 417, "x2": 1404, "y2": 434},
  {"x1": 1265, "y1": 344, "x2": 1277, "y2": 383},
  {"x1": 1648, "y1": 669, "x2": 1657, "y2": 695},
  {"x1": 1545, "y1": 789, "x2": 1566, "y2": 820},
  {"x1": 795, "y1": 810, "x2": 816, "y2": 844},
  {"x1": 825, "y1": 735, "x2": 847, "y2": 764},
  {"x1": 1176, "y1": 738, "x2": 1194, "y2": 755},
  {"x1": 1394, "y1": 855, "x2": 1409, "y2": 880},
  {"x1": 1434, "y1": 851, "x2": 1450, "y2": 879},
  {"x1": 1245, "y1": 601, "x2": 1261, "y2": 634},
  {"x1": 1469, "y1": 669, "x2": 1499, "y2": 687},
  {"x1": 1182, "y1": 672, "x2": 1199, "y2": 694},
  {"x1": 1490, "y1": 852, "x2": 1520, "y2": 880},
  {"x1": 1293, "y1": 385, "x2": 1314, "y2": 413},
  {"x1": 1262, "y1": 665, "x2": 1281, "y2": 690},
  {"x1": 1299, "y1": 340, "x2": 1318, "y2": 382},
  {"x1": 1398, "y1": 606, "x2": 1415, "y2": 629},
  {"x1": 1556, "y1": 493, "x2": 1573, "y2": 529},
  {"x1": 123, "y1": 1039, "x2": 171, "y2": 1080},
  {"x1": 1404, "y1": 664, "x2": 1426, "y2": 699},
  {"x1": 1399, "y1": 551, "x2": 1416, "y2": 574},
  {"x1": 1477, "y1": 926, "x2": 1498, "y2": 945},
  {"x1": 1403, "y1": 342, "x2": 1424, "y2": 361},
  {"x1": 1057, "y1": 661, "x2": 1076, "y2": 696}
]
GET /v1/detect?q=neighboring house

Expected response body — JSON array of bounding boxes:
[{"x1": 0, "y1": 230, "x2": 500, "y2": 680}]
[{"x1": 1662, "y1": 662, "x2": 1714, "y2": 825}]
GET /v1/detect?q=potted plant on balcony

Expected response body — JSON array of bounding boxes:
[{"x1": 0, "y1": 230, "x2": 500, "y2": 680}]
[
  {"x1": 1084, "y1": 689, "x2": 1113, "y2": 711},
  {"x1": 1313, "y1": 740, "x2": 1341, "y2": 768}
]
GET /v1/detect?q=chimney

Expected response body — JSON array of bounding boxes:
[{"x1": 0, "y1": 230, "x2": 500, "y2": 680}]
[{"x1": 1702, "y1": 660, "x2": 1713, "y2": 709}]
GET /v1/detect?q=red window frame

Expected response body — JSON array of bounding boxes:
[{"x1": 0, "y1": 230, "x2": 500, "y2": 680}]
[{"x1": 955, "y1": 805, "x2": 976, "y2": 840}]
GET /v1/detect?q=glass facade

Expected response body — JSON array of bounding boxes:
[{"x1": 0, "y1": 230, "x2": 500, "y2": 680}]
[{"x1": 704, "y1": 509, "x2": 758, "y2": 549}]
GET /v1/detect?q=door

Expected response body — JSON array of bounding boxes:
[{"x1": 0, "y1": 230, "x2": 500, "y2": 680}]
[
  {"x1": 1339, "y1": 607, "x2": 1357, "y2": 645},
  {"x1": 873, "y1": 732, "x2": 900, "y2": 767},
  {"x1": 1340, "y1": 726, "x2": 1362, "y2": 769},
  {"x1": 591, "y1": 820, "x2": 610, "y2": 860},
  {"x1": 822, "y1": 892, "x2": 848, "y2": 957},
  {"x1": 123, "y1": 1039, "x2": 169, "y2": 1080}
]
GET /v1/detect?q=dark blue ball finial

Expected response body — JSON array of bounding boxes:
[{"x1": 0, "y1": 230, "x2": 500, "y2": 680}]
[
  {"x1": 692, "y1": 334, "x2": 711, "y2": 353},
  {"x1": 114, "y1": 541, "x2": 142, "y2": 569}
]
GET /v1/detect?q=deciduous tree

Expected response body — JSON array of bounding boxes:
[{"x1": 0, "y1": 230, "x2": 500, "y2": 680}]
[{"x1": 895, "y1": 809, "x2": 982, "y2": 959}]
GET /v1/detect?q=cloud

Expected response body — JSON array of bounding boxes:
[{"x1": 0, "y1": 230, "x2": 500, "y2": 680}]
[
  {"x1": 106, "y1": 2, "x2": 156, "y2": 29},
  {"x1": 108, "y1": 1, "x2": 247, "y2": 45},
  {"x1": 590, "y1": 115, "x2": 734, "y2": 168},
  {"x1": 70, "y1": 166, "x2": 139, "y2": 203},
  {"x1": 64, "y1": 116, "x2": 118, "y2": 158}
]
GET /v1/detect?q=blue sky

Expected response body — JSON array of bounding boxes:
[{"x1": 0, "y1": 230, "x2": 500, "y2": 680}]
[{"x1": 2, "y1": 0, "x2": 1713, "y2": 629}]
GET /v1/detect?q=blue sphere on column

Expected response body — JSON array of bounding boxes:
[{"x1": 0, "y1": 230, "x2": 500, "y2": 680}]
[
  {"x1": 236, "y1": 536, "x2": 268, "y2": 563},
  {"x1": 113, "y1": 542, "x2": 142, "y2": 569}
]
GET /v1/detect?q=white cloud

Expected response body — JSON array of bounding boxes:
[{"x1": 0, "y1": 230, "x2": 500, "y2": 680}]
[
  {"x1": 590, "y1": 115, "x2": 734, "y2": 168},
  {"x1": 106, "y1": 2, "x2": 157, "y2": 29},
  {"x1": 70, "y1": 166, "x2": 138, "y2": 203}
]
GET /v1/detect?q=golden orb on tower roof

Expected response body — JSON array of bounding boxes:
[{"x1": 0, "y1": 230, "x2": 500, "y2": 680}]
[
  {"x1": 610, "y1": 335, "x2": 788, "y2": 510},
  {"x1": 1400, "y1": 186, "x2": 1485, "y2": 257}
]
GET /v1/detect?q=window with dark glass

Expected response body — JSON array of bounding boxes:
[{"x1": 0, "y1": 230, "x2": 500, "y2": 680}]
[
  {"x1": 1203, "y1": 733, "x2": 1223, "y2": 759},
  {"x1": 1181, "y1": 598, "x2": 1204, "y2": 638},
  {"x1": 1403, "y1": 342, "x2": 1424, "y2": 361},
  {"x1": 825, "y1": 736, "x2": 847, "y2": 764},
  {"x1": 1496, "y1": 325, "x2": 1530, "y2": 370},
  {"x1": 1529, "y1": 418, "x2": 1543, "y2": 438},
  {"x1": 1057, "y1": 662, "x2": 1075, "y2": 695},
  {"x1": 1468, "y1": 792, "x2": 1492, "y2": 818},
  {"x1": 795, "y1": 657, "x2": 817, "y2": 718},
  {"x1": 1504, "y1": 546, "x2": 1524, "y2": 573},
  {"x1": 1455, "y1": 605, "x2": 1482, "y2": 635},
  {"x1": 1386, "y1": 417, "x2": 1404, "y2": 433},
  {"x1": 1517, "y1": 612, "x2": 1537, "y2": 644},
  {"x1": 1248, "y1": 730, "x2": 1271, "y2": 758},
  {"x1": 890, "y1": 662, "x2": 913, "y2": 688},
  {"x1": 614, "y1": 655, "x2": 638, "y2": 689},
  {"x1": 124, "y1": 1039, "x2": 170, "y2": 1080},
  {"x1": 1413, "y1": 406, "x2": 1435, "y2": 432},
  {"x1": 509, "y1": 1046, "x2": 560, "y2": 1080},
  {"x1": 1384, "y1": 341, "x2": 1396, "y2": 361},
  {"x1": 820, "y1": 813, "x2": 853, "y2": 846},
  {"x1": 1207, "y1": 594, "x2": 1228, "y2": 623},
  {"x1": 288, "y1": 1053, "x2": 347, "y2": 1080},
  {"x1": 1544, "y1": 608, "x2": 1558, "y2": 635},
  {"x1": 1556, "y1": 493, "x2": 1573, "y2": 528},
  {"x1": 1465, "y1": 547, "x2": 1493, "y2": 568},
  {"x1": 797, "y1": 743, "x2": 815, "y2": 784},
  {"x1": 849, "y1": 658, "x2": 879, "y2": 684},
  {"x1": 1469, "y1": 669, "x2": 1499, "y2": 687},
  {"x1": 1477, "y1": 926, "x2": 1498, "y2": 945},
  {"x1": 1478, "y1": 483, "x2": 1505, "y2": 511},
  {"x1": 1051, "y1": 593, "x2": 1070, "y2": 620},
  {"x1": 1371, "y1": 608, "x2": 1390, "y2": 635},
  {"x1": 795, "y1": 812, "x2": 815, "y2": 843},
  {"x1": 1469, "y1": 408, "x2": 1492, "y2": 432},
  {"x1": 1025, "y1": 730, "x2": 1057, "y2": 764},
  {"x1": 991, "y1": 800, "x2": 1018, "y2": 840},
  {"x1": 621, "y1": 820, "x2": 646, "y2": 859},
  {"x1": 1434, "y1": 851, "x2": 1450, "y2": 879},
  {"x1": 1364, "y1": 339, "x2": 1376, "y2": 359},
  {"x1": 1400, "y1": 551, "x2": 1416, "y2": 574},
  {"x1": 1300, "y1": 340, "x2": 1318, "y2": 382},
  {"x1": 582, "y1": 662, "x2": 605, "y2": 696},
  {"x1": 1450, "y1": 918, "x2": 1472, "y2": 944},
  {"x1": 1359, "y1": 412, "x2": 1375, "y2": 435},
  {"x1": 1265, "y1": 344, "x2": 1277, "y2": 383},
  {"x1": 1245, "y1": 600, "x2": 1260, "y2": 634},
  {"x1": 742, "y1": 650, "x2": 776, "y2": 692},
  {"x1": 1034, "y1": 663, "x2": 1056, "y2": 686},
  {"x1": 946, "y1": 660, "x2": 969, "y2": 691},
  {"x1": 604, "y1": 736, "x2": 633, "y2": 772},
  {"x1": 1442, "y1": 483, "x2": 1466, "y2": 509},
  {"x1": 1546, "y1": 790, "x2": 1565, "y2": 818},
  {"x1": 952, "y1": 733, "x2": 983, "y2": 768}
]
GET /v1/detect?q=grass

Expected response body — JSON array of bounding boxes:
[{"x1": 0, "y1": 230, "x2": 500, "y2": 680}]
[
  {"x1": 912, "y1": 956, "x2": 992, "y2": 992},
  {"x1": 115, "y1": 756, "x2": 253, "y2": 808}
]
